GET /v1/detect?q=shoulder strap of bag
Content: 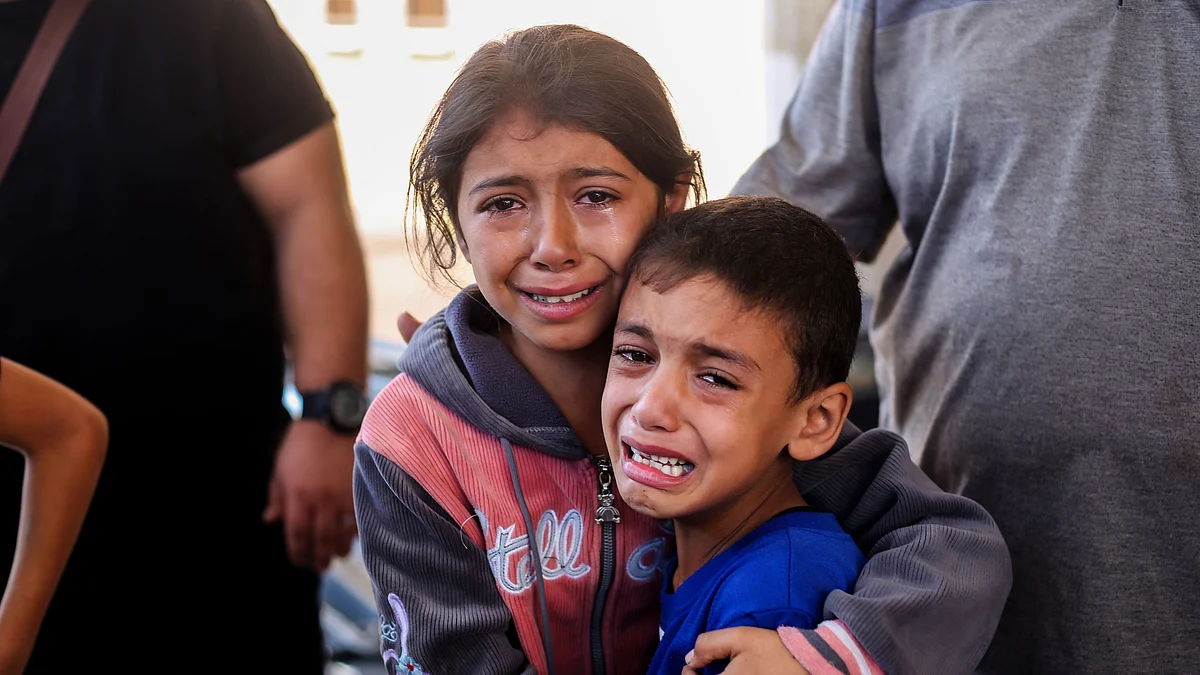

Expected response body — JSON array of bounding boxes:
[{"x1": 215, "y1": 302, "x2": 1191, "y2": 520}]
[{"x1": 0, "y1": 0, "x2": 92, "y2": 184}]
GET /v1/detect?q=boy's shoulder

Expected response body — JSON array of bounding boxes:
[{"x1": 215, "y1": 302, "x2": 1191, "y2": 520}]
[
  {"x1": 707, "y1": 511, "x2": 864, "y2": 630},
  {"x1": 720, "y1": 510, "x2": 863, "y2": 587}
]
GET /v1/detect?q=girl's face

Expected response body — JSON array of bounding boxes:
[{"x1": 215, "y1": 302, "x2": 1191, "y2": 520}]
[{"x1": 455, "y1": 108, "x2": 687, "y2": 354}]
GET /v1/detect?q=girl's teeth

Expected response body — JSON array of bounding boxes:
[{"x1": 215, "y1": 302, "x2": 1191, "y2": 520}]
[
  {"x1": 629, "y1": 446, "x2": 693, "y2": 477},
  {"x1": 530, "y1": 287, "x2": 593, "y2": 304}
]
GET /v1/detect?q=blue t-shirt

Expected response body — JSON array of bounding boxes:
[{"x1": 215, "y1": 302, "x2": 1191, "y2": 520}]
[{"x1": 648, "y1": 508, "x2": 865, "y2": 675}]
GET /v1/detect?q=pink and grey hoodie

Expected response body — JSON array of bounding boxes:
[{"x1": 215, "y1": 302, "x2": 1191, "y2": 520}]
[{"x1": 353, "y1": 288, "x2": 1012, "y2": 675}]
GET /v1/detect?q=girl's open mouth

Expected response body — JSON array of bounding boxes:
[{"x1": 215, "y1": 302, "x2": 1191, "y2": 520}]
[
  {"x1": 523, "y1": 285, "x2": 600, "y2": 304},
  {"x1": 516, "y1": 283, "x2": 606, "y2": 322}
]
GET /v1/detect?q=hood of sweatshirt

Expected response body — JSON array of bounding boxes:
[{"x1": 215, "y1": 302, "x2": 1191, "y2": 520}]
[{"x1": 397, "y1": 286, "x2": 589, "y2": 461}]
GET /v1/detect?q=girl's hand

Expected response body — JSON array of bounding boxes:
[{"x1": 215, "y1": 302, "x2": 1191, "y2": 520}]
[{"x1": 682, "y1": 626, "x2": 811, "y2": 675}]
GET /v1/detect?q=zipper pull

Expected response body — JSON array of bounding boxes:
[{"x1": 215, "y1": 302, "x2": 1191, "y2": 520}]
[{"x1": 594, "y1": 457, "x2": 621, "y2": 525}]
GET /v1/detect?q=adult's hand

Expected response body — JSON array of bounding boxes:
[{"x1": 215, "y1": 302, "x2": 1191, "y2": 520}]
[
  {"x1": 682, "y1": 627, "x2": 811, "y2": 675},
  {"x1": 398, "y1": 311, "x2": 424, "y2": 343},
  {"x1": 263, "y1": 420, "x2": 357, "y2": 572}
]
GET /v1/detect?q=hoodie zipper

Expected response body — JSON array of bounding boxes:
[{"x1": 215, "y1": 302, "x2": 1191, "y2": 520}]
[{"x1": 590, "y1": 456, "x2": 620, "y2": 675}]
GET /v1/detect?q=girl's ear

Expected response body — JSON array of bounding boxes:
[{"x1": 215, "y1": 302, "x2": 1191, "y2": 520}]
[
  {"x1": 785, "y1": 382, "x2": 853, "y2": 462},
  {"x1": 663, "y1": 175, "x2": 693, "y2": 216}
]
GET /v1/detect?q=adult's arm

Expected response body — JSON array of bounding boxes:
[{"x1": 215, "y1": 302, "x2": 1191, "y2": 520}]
[
  {"x1": 0, "y1": 358, "x2": 107, "y2": 675},
  {"x1": 238, "y1": 121, "x2": 370, "y2": 572},
  {"x1": 730, "y1": 0, "x2": 897, "y2": 261},
  {"x1": 685, "y1": 424, "x2": 1011, "y2": 675}
]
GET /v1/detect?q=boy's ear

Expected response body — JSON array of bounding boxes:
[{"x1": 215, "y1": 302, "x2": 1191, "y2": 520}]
[
  {"x1": 785, "y1": 382, "x2": 853, "y2": 462},
  {"x1": 663, "y1": 175, "x2": 692, "y2": 216}
]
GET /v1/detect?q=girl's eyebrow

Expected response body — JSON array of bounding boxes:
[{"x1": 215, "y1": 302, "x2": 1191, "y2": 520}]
[
  {"x1": 571, "y1": 166, "x2": 632, "y2": 181},
  {"x1": 468, "y1": 175, "x2": 532, "y2": 196},
  {"x1": 467, "y1": 166, "x2": 629, "y2": 197}
]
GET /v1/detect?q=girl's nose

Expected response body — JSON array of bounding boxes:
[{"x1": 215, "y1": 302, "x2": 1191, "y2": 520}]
[{"x1": 528, "y1": 200, "x2": 579, "y2": 272}]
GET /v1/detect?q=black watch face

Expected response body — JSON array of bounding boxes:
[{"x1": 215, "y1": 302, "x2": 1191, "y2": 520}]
[{"x1": 329, "y1": 384, "x2": 367, "y2": 429}]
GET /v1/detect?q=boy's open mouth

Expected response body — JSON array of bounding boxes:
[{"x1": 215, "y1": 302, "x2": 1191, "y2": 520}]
[
  {"x1": 626, "y1": 442, "x2": 695, "y2": 477},
  {"x1": 523, "y1": 284, "x2": 600, "y2": 304}
]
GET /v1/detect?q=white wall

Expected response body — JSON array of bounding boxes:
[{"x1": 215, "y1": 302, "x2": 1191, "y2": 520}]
[{"x1": 762, "y1": 0, "x2": 835, "y2": 146}]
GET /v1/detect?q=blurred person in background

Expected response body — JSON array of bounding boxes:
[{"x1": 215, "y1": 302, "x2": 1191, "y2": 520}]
[
  {"x1": 732, "y1": 1, "x2": 1199, "y2": 672},
  {"x1": 0, "y1": 0, "x2": 369, "y2": 671}
]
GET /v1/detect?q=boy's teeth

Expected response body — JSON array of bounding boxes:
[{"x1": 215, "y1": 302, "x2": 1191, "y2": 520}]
[
  {"x1": 629, "y1": 446, "x2": 693, "y2": 477},
  {"x1": 529, "y1": 287, "x2": 593, "y2": 304}
]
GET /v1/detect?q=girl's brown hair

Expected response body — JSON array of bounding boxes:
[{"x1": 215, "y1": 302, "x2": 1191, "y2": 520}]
[{"x1": 408, "y1": 24, "x2": 705, "y2": 286}]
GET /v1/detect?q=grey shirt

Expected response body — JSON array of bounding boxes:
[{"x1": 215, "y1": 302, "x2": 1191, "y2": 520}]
[{"x1": 734, "y1": 0, "x2": 1200, "y2": 672}]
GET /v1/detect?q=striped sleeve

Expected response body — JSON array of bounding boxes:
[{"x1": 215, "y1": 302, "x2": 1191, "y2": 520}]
[{"x1": 779, "y1": 621, "x2": 885, "y2": 675}]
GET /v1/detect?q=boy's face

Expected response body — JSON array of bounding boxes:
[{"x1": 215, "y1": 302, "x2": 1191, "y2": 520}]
[{"x1": 601, "y1": 275, "x2": 807, "y2": 523}]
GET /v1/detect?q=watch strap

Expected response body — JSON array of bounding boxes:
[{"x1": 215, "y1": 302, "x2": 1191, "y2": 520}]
[
  {"x1": 300, "y1": 389, "x2": 332, "y2": 422},
  {"x1": 298, "y1": 380, "x2": 366, "y2": 434}
]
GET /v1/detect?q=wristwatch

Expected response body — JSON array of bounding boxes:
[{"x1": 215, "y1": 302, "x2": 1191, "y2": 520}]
[{"x1": 299, "y1": 380, "x2": 368, "y2": 434}]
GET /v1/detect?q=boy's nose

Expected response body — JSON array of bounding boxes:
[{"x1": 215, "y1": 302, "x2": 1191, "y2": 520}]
[
  {"x1": 631, "y1": 371, "x2": 681, "y2": 432},
  {"x1": 528, "y1": 200, "x2": 579, "y2": 272}
]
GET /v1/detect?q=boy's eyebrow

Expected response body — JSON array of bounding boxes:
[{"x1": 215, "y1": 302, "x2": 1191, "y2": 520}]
[
  {"x1": 692, "y1": 343, "x2": 760, "y2": 372},
  {"x1": 468, "y1": 175, "x2": 532, "y2": 196},
  {"x1": 615, "y1": 321, "x2": 760, "y2": 372},
  {"x1": 613, "y1": 321, "x2": 653, "y2": 340},
  {"x1": 571, "y1": 166, "x2": 632, "y2": 181}
]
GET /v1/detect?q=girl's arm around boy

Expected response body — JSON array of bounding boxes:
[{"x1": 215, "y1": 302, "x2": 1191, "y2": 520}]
[{"x1": 691, "y1": 422, "x2": 1012, "y2": 675}]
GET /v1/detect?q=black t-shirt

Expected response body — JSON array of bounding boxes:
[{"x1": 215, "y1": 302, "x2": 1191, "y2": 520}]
[
  {"x1": 0, "y1": 0, "x2": 333, "y2": 428},
  {"x1": 0, "y1": 3, "x2": 337, "y2": 643}
]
